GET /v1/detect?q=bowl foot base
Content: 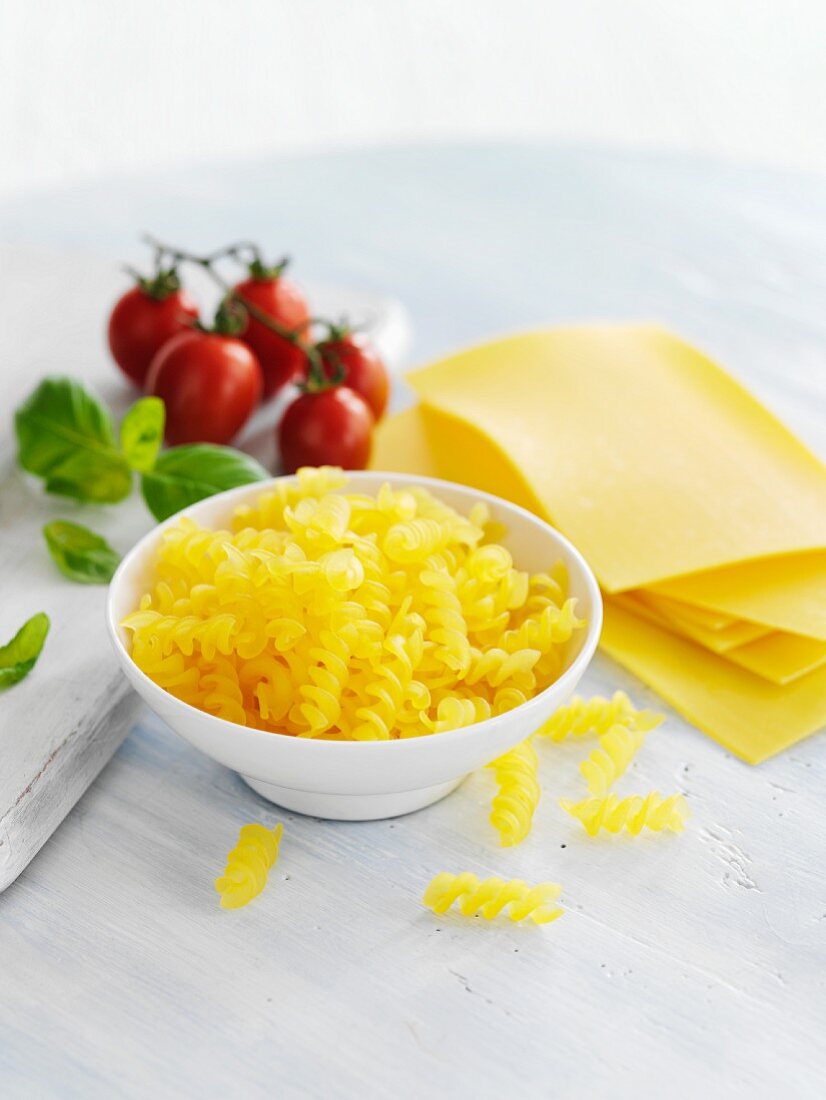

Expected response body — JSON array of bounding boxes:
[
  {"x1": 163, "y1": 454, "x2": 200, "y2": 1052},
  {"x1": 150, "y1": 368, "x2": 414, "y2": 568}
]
[{"x1": 239, "y1": 775, "x2": 464, "y2": 821}]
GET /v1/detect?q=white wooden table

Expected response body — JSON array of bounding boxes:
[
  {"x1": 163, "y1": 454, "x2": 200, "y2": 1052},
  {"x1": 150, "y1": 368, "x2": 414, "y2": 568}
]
[{"x1": 1, "y1": 145, "x2": 825, "y2": 1099}]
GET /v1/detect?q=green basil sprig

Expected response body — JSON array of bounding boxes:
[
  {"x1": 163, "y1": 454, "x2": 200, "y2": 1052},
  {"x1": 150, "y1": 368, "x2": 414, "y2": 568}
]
[
  {"x1": 120, "y1": 396, "x2": 165, "y2": 473},
  {"x1": 15, "y1": 377, "x2": 132, "y2": 503},
  {"x1": 0, "y1": 612, "x2": 50, "y2": 689},
  {"x1": 15, "y1": 377, "x2": 269, "y2": 529},
  {"x1": 43, "y1": 521, "x2": 121, "y2": 584},
  {"x1": 141, "y1": 445, "x2": 268, "y2": 522}
]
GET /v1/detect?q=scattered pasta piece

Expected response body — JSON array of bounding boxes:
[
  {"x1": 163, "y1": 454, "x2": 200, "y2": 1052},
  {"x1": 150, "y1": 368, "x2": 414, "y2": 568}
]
[
  {"x1": 536, "y1": 691, "x2": 662, "y2": 742},
  {"x1": 580, "y1": 721, "x2": 649, "y2": 796},
  {"x1": 487, "y1": 739, "x2": 541, "y2": 846},
  {"x1": 423, "y1": 872, "x2": 563, "y2": 925},
  {"x1": 215, "y1": 822, "x2": 284, "y2": 909},
  {"x1": 124, "y1": 468, "x2": 586, "y2": 739},
  {"x1": 536, "y1": 691, "x2": 633, "y2": 741},
  {"x1": 561, "y1": 792, "x2": 688, "y2": 837}
]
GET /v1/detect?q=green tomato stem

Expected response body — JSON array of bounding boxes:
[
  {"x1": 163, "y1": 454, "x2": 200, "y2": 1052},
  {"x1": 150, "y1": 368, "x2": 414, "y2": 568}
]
[{"x1": 141, "y1": 233, "x2": 300, "y2": 344}]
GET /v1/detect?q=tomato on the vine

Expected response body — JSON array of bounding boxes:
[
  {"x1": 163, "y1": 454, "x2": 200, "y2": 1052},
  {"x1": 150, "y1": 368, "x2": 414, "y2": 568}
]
[
  {"x1": 234, "y1": 257, "x2": 310, "y2": 400},
  {"x1": 107, "y1": 268, "x2": 199, "y2": 388},
  {"x1": 278, "y1": 383, "x2": 373, "y2": 474},
  {"x1": 146, "y1": 302, "x2": 262, "y2": 446},
  {"x1": 317, "y1": 326, "x2": 389, "y2": 420}
]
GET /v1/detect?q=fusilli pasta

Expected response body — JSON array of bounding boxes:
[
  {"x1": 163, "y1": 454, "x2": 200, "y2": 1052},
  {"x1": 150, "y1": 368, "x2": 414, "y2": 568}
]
[
  {"x1": 579, "y1": 722, "x2": 647, "y2": 796},
  {"x1": 487, "y1": 739, "x2": 541, "y2": 846},
  {"x1": 536, "y1": 691, "x2": 660, "y2": 742},
  {"x1": 214, "y1": 822, "x2": 284, "y2": 908},
  {"x1": 423, "y1": 872, "x2": 563, "y2": 924},
  {"x1": 560, "y1": 792, "x2": 689, "y2": 836},
  {"x1": 124, "y1": 470, "x2": 586, "y2": 740}
]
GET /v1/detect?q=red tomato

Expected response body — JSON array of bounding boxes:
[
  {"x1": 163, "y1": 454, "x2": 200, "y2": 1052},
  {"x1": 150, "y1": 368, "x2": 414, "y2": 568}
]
[
  {"x1": 278, "y1": 386, "x2": 373, "y2": 473},
  {"x1": 107, "y1": 275, "x2": 198, "y2": 388},
  {"x1": 146, "y1": 330, "x2": 262, "y2": 446},
  {"x1": 317, "y1": 331, "x2": 389, "y2": 420},
  {"x1": 234, "y1": 262, "x2": 310, "y2": 399}
]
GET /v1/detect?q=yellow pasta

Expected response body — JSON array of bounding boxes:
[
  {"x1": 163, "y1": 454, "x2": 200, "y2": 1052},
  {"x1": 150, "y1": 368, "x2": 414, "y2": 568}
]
[
  {"x1": 294, "y1": 629, "x2": 351, "y2": 736},
  {"x1": 215, "y1": 822, "x2": 284, "y2": 909},
  {"x1": 500, "y1": 599, "x2": 583, "y2": 653},
  {"x1": 536, "y1": 691, "x2": 657, "y2": 742},
  {"x1": 579, "y1": 721, "x2": 651, "y2": 796},
  {"x1": 487, "y1": 739, "x2": 541, "y2": 846},
  {"x1": 423, "y1": 872, "x2": 563, "y2": 924},
  {"x1": 561, "y1": 792, "x2": 689, "y2": 836},
  {"x1": 422, "y1": 693, "x2": 492, "y2": 734},
  {"x1": 124, "y1": 469, "x2": 586, "y2": 740},
  {"x1": 466, "y1": 646, "x2": 541, "y2": 690}
]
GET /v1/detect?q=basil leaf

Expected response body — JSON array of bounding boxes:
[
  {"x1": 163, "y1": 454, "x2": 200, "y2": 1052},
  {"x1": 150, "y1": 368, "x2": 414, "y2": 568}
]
[
  {"x1": 15, "y1": 377, "x2": 132, "y2": 503},
  {"x1": 120, "y1": 397, "x2": 165, "y2": 473},
  {"x1": 0, "y1": 612, "x2": 50, "y2": 689},
  {"x1": 41, "y1": 449, "x2": 132, "y2": 504},
  {"x1": 140, "y1": 444, "x2": 268, "y2": 522},
  {"x1": 43, "y1": 520, "x2": 121, "y2": 584}
]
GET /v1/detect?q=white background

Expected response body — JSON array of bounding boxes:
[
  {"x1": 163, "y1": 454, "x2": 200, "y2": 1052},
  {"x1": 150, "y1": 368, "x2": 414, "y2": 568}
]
[{"x1": 1, "y1": 0, "x2": 825, "y2": 198}]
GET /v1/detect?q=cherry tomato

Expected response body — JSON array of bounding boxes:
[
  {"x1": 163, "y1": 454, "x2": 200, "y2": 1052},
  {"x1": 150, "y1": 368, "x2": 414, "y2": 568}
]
[
  {"x1": 278, "y1": 386, "x2": 373, "y2": 473},
  {"x1": 317, "y1": 329, "x2": 389, "y2": 420},
  {"x1": 146, "y1": 328, "x2": 262, "y2": 446},
  {"x1": 107, "y1": 270, "x2": 198, "y2": 388},
  {"x1": 234, "y1": 259, "x2": 310, "y2": 399}
]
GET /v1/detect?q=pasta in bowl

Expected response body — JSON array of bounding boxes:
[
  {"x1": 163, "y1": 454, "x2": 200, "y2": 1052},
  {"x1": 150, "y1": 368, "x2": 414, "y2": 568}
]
[{"x1": 107, "y1": 470, "x2": 602, "y2": 819}]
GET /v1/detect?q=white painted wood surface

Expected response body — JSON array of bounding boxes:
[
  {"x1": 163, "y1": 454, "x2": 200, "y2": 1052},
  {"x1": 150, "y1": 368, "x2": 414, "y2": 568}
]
[{"x1": 1, "y1": 146, "x2": 825, "y2": 1099}]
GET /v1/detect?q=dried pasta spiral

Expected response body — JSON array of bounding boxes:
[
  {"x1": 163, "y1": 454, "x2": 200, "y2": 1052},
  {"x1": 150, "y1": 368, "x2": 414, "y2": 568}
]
[
  {"x1": 537, "y1": 691, "x2": 654, "y2": 742},
  {"x1": 200, "y1": 656, "x2": 247, "y2": 724},
  {"x1": 124, "y1": 469, "x2": 586, "y2": 740},
  {"x1": 286, "y1": 492, "x2": 352, "y2": 549},
  {"x1": 466, "y1": 647, "x2": 540, "y2": 690},
  {"x1": 295, "y1": 629, "x2": 352, "y2": 736},
  {"x1": 417, "y1": 569, "x2": 472, "y2": 677},
  {"x1": 487, "y1": 739, "x2": 541, "y2": 846},
  {"x1": 519, "y1": 564, "x2": 569, "y2": 617},
  {"x1": 423, "y1": 872, "x2": 563, "y2": 925},
  {"x1": 464, "y1": 544, "x2": 513, "y2": 584},
  {"x1": 214, "y1": 823, "x2": 284, "y2": 909},
  {"x1": 424, "y1": 693, "x2": 491, "y2": 733},
  {"x1": 351, "y1": 607, "x2": 425, "y2": 740},
  {"x1": 234, "y1": 466, "x2": 347, "y2": 531},
  {"x1": 384, "y1": 518, "x2": 452, "y2": 563},
  {"x1": 492, "y1": 686, "x2": 530, "y2": 715},
  {"x1": 500, "y1": 599, "x2": 583, "y2": 653},
  {"x1": 242, "y1": 658, "x2": 293, "y2": 723},
  {"x1": 122, "y1": 609, "x2": 237, "y2": 661},
  {"x1": 130, "y1": 639, "x2": 198, "y2": 696},
  {"x1": 579, "y1": 722, "x2": 648, "y2": 797},
  {"x1": 560, "y1": 792, "x2": 689, "y2": 836},
  {"x1": 352, "y1": 663, "x2": 408, "y2": 740}
]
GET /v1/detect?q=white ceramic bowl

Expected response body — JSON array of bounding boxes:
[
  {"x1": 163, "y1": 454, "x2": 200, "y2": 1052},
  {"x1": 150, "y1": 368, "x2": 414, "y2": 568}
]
[{"x1": 107, "y1": 472, "x2": 602, "y2": 820}]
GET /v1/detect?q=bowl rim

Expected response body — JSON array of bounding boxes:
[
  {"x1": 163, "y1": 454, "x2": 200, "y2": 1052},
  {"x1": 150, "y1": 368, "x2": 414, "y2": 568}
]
[{"x1": 106, "y1": 470, "x2": 603, "y2": 752}]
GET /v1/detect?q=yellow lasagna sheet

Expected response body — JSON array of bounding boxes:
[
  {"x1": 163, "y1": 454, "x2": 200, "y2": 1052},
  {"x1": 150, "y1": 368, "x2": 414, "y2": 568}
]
[
  {"x1": 408, "y1": 325, "x2": 826, "y2": 592},
  {"x1": 633, "y1": 594, "x2": 769, "y2": 651},
  {"x1": 618, "y1": 596, "x2": 825, "y2": 684},
  {"x1": 651, "y1": 552, "x2": 826, "y2": 642},
  {"x1": 372, "y1": 346, "x2": 826, "y2": 760},
  {"x1": 635, "y1": 592, "x2": 737, "y2": 632},
  {"x1": 601, "y1": 600, "x2": 826, "y2": 764},
  {"x1": 724, "y1": 632, "x2": 826, "y2": 686},
  {"x1": 371, "y1": 406, "x2": 442, "y2": 481},
  {"x1": 372, "y1": 404, "x2": 542, "y2": 512}
]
